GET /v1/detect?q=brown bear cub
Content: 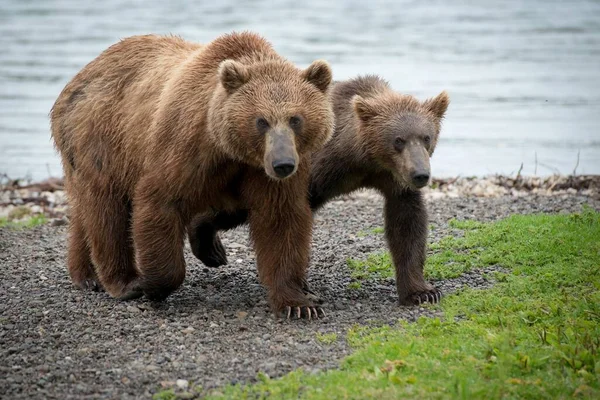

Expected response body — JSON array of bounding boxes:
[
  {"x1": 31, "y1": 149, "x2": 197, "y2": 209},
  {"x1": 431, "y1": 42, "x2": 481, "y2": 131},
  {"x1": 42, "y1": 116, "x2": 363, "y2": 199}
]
[
  {"x1": 189, "y1": 75, "x2": 449, "y2": 306},
  {"x1": 50, "y1": 32, "x2": 334, "y2": 317}
]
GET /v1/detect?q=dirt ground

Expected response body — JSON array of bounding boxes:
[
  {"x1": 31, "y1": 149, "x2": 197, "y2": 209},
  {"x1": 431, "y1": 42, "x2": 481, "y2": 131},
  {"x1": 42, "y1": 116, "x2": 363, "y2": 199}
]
[{"x1": 1, "y1": 191, "x2": 598, "y2": 399}]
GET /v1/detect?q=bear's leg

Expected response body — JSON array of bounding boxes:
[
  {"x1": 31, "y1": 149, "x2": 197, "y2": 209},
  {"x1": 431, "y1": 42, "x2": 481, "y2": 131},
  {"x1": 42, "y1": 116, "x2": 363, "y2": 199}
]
[
  {"x1": 188, "y1": 209, "x2": 249, "y2": 267},
  {"x1": 80, "y1": 188, "x2": 138, "y2": 298},
  {"x1": 248, "y1": 199, "x2": 322, "y2": 319},
  {"x1": 383, "y1": 190, "x2": 442, "y2": 305},
  {"x1": 126, "y1": 187, "x2": 187, "y2": 301},
  {"x1": 66, "y1": 200, "x2": 101, "y2": 291}
]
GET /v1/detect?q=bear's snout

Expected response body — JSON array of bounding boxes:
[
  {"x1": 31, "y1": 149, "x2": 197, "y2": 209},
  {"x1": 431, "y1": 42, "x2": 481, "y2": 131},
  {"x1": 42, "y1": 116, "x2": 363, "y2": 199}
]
[
  {"x1": 411, "y1": 171, "x2": 430, "y2": 188},
  {"x1": 272, "y1": 158, "x2": 296, "y2": 178}
]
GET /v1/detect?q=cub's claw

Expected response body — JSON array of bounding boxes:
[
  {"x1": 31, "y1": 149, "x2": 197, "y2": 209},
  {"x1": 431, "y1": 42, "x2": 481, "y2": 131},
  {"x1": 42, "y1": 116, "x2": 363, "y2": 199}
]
[{"x1": 408, "y1": 288, "x2": 443, "y2": 306}]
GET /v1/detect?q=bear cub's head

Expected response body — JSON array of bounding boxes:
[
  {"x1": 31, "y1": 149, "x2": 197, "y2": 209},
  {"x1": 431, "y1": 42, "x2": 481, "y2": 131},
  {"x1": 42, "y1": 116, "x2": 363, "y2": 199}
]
[
  {"x1": 211, "y1": 58, "x2": 334, "y2": 180},
  {"x1": 352, "y1": 90, "x2": 449, "y2": 190}
]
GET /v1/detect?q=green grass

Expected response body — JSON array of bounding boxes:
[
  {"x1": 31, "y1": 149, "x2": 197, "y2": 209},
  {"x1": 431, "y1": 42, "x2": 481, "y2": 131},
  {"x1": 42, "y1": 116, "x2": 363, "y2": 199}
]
[
  {"x1": 316, "y1": 332, "x2": 339, "y2": 345},
  {"x1": 357, "y1": 226, "x2": 385, "y2": 237},
  {"x1": 0, "y1": 214, "x2": 47, "y2": 229},
  {"x1": 205, "y1": 208, "x2": 600, "y2": 399}
]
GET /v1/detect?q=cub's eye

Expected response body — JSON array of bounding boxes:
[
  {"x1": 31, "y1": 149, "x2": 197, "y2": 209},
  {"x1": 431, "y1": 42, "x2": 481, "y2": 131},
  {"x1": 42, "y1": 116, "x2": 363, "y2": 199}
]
[
  {"x1": 256, "y1": 117, "x2": 270, "y2": 131},
  {"x1": 394, "y1": 137, "x2": 406, "y2": 151},
  {"x1": 289, "y1": 116, "x2": 302, "y2": 129},
  {"x1": 424, "y1": 135, "x2": 431, "y2": 144}
]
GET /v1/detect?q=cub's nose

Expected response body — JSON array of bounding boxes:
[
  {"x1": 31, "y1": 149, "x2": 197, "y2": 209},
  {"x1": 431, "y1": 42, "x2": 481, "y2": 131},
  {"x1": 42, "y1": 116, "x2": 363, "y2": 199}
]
[
  {"x1": 411, "y1": 172, "x2": 430, "y2": 188},
  {"x1": 272, "y1": 159, "x2": 296, "y2": 178}
]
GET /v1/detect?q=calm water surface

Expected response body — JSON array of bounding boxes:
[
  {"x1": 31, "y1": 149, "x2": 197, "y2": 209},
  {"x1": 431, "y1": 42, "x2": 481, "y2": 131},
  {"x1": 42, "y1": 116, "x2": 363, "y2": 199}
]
[{"x1": 1, "y1": 0, "x2": 599, "y2": 179}]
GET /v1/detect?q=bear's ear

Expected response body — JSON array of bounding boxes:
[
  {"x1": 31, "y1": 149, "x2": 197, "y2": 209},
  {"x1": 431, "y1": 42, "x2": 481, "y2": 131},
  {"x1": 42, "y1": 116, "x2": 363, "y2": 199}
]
[
  {"x1": 423, "y1": 91, "x2": 449, "y2": 120},
  {"x1": 302, "y1": 60, "x2": 332, "y2": 93},
  {"x1": 219, "y1": 60, "x2": 250, "y2": 94},
  {"x1": 352, "y1": 95, "x2": 378, "y2": 123}
]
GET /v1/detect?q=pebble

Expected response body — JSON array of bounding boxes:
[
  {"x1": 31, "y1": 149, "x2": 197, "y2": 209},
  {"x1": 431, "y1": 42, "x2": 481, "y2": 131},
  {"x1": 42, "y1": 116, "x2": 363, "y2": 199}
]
[{"x1": 176, "y1": 379, "x2": 189, "y2": 389}]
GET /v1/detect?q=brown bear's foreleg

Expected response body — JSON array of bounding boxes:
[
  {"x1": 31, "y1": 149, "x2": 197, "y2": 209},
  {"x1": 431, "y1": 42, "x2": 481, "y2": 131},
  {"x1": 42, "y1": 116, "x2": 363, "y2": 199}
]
[
  {"x1": 383, "y1": 189, "x2": 442, "y2": 305},
  {"x1": 247, "y1": 192, "x2": 321, "y2": 319},
  {"x1": 80, "y1": 187, "x2": 138, "y2": 298},
  {"x1": 127, "y1": 187, "x2": 187, "y2": 301},
  {"x1": 66, "y1": 196, "x2": 101, "y2": 292}
]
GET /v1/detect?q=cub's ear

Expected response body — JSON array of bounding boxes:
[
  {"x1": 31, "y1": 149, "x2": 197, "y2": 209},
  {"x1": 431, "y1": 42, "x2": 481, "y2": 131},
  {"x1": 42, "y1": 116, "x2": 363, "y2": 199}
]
[
  {"x1": 352, "y1": 95, "x2": 378, "y2": 123},
  {"x1": 423, "y1": 91, "x2": 450, "y2": 120},
  {"x1": 219, "y1": 60, "x2": 250, "y2": 93},
  {"x1": 302, "y1": 60, "x2": 332, "y2": 93}
]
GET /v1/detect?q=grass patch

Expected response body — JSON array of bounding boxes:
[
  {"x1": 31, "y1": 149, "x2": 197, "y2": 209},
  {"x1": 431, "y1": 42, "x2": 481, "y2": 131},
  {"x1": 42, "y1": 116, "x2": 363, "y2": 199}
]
[
  {"x1": 152, "y1": 389, "x2": 176, "y2": 400},
  {"x1": 357, "y1": 226, "x2": 385, "y2": 237},
  {"x1": 316, "y1": 332, "x2": 339, "y2": 345},
  {"x1": 347, "y1": 215, "x2": 541, "y2": 281},
  {"x1": 0, "y1": 214, "x2": 47, "y2": 229},
  {"x1": 207, "y1": 208, "x2": 600, "y2": 399}
]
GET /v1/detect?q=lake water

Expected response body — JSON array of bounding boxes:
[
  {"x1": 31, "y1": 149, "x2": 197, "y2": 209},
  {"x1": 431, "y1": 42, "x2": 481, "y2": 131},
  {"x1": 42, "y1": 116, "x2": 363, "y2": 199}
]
[{"x1": 1, "y1": 0, "x2": 599, "y2": 180}]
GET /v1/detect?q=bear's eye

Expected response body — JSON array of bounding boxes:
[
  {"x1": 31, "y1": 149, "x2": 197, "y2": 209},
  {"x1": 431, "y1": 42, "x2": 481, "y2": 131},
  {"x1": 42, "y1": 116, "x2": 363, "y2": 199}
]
[
  {"x1": 424, "y1": 135, "x2": 431, "y2": 145},
  {"x1": 394, "y1": 137, "x2": 406, "y2": 151},
  {"x1": 256, "y1": 117, "x2": 270, "y2": 132},
  {"x1": 289, "y1": 116, "x2": 302, "y2": 129}
]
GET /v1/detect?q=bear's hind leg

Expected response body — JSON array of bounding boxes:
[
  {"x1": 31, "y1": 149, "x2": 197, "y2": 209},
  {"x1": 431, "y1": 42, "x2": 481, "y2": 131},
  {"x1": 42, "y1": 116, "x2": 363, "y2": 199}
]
[
  {"x1": 81, "y1": 188, "x2": 138, "y2": 298},
  {"x1": 67, "y1": 203, "x2": 102, "y2": 292},
  {"x1": 126, "y1": 182, "x2": 187, "y2": 301}
]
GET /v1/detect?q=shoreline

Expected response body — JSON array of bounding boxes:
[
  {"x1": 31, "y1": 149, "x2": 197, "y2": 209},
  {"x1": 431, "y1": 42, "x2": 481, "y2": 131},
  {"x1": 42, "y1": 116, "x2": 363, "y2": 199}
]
[{"x1": 1, "y1": 174, "x2": 598, "y2": 224}]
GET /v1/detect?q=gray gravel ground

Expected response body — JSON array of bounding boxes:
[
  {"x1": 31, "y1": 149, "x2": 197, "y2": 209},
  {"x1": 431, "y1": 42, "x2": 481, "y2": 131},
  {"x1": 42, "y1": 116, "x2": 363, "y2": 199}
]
[{"x1": 1, "y1": 193, "x2": 598, "y2": 399}]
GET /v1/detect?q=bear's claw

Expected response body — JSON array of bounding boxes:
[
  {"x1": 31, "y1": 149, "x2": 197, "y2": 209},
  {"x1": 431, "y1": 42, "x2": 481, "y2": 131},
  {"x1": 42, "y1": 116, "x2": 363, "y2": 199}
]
[
  {"x1": 79, "y1": 279, "x2": 103, "y2": 292},
  {"x1": 409, "y1": 288, "x2": 442, "y2": 305},
  {"x1": 284, "y1": 306, "x2": 324, "y2": 320}
]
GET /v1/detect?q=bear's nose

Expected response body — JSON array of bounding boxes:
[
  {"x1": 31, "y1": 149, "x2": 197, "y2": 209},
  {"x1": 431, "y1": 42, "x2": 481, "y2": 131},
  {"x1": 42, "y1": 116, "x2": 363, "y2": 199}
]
[
  {"x1": 411, "y1": 172, "x2": 430, "y2": 188},
  {"x1": 272, "y1": 159, "x2": 296, "y2": 178}
]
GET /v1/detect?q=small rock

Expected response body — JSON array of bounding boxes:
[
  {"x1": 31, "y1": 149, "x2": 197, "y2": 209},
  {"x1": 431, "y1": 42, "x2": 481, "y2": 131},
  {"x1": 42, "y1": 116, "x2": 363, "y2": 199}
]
[
  {"x1": 209, "y1": 322, "x2": 218, "y2": 328},
  {"x1": 50, "y1": 217, "x2": 68, "y2": 227},
  {"x1": 236, "y1": 311, "x2": 248, "y2": 320},
  {"x1": 126, "y1": 305, "x2": 141, "y2": 313},
  {"x1": 181, "y1": 327, "x2": 195, "y2": 334},
  {"x1": 176, "y1": 379, "x2": 189, "y2": 389}
]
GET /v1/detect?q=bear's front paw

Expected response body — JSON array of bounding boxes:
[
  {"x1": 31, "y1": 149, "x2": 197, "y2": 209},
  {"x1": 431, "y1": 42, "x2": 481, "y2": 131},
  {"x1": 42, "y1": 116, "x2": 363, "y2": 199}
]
[
  {"x1": 270, "y1": 285, "x2": 325, "y2": 320},
  {"x1": 405, "y1": 288, "x2": 442, "y2": 305}
]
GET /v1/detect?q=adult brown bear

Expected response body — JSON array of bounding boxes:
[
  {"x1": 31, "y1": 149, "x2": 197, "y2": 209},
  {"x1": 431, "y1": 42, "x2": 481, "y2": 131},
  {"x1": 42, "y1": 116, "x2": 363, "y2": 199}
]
[
  {"x1": 50, "y1": 32, "x2": 334, "y2": 317},
  {"x1": 189, "y1": 75, "x2": 449, "y2": 306}
]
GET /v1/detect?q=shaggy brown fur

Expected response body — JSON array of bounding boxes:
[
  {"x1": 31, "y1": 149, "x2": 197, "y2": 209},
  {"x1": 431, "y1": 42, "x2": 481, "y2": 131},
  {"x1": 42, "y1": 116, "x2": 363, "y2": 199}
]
[
  {"x1": 50, "y1": 32, "x2": 334, "y2": 314},
  {"x1": 189, "y1": 75, "x2": 449, "y2": 305}
]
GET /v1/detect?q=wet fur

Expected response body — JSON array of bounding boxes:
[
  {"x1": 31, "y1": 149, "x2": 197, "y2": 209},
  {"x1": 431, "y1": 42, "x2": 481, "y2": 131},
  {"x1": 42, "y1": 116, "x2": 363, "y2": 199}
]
[
  {"x1": 50, "y1": 32, "x2": 334, "y2": 312},
  {"x1": 189, "y1": 75, "x2": 449, "y2": 305}
]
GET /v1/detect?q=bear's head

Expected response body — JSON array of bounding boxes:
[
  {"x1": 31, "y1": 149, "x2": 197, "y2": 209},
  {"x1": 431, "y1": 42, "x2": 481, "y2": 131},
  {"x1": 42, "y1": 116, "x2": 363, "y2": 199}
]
[
  {"x1": 209, "y1": 59, "x2": 334, "y2": 180},
  {"x1": 352, "y1": 90, "x2": 449, "y2": 190}
]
